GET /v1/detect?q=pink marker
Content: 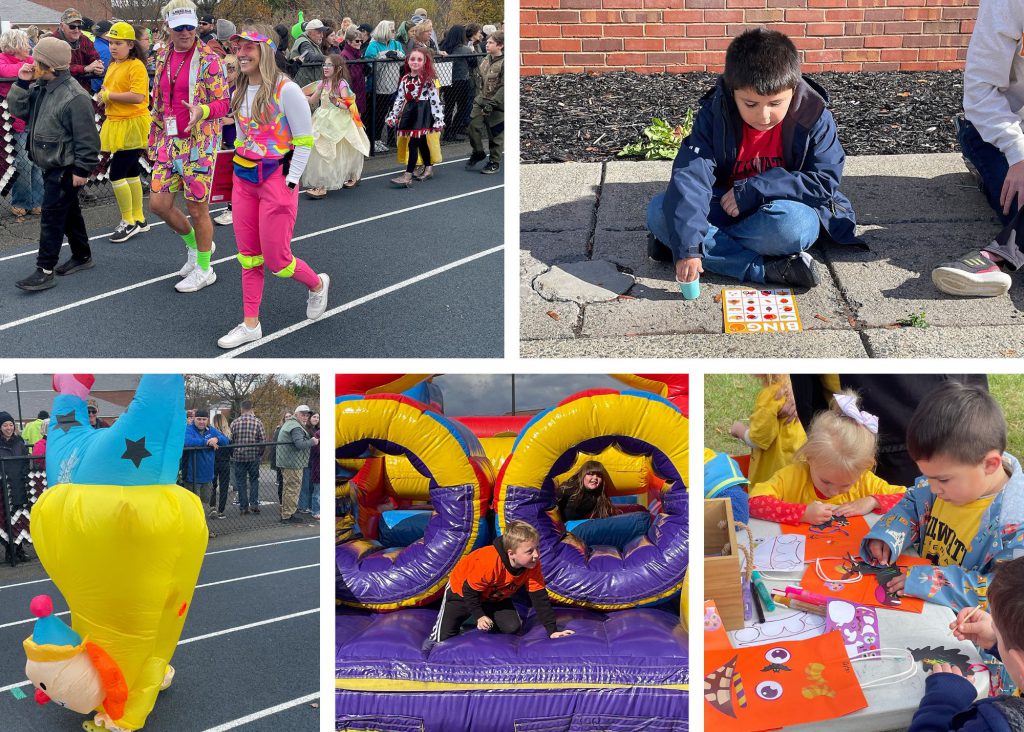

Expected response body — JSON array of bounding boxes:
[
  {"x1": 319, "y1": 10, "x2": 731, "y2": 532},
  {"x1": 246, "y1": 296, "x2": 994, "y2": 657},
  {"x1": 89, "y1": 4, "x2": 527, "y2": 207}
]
[{"x1": 792, "y1": 589, "x2": 830, "y2": 606}]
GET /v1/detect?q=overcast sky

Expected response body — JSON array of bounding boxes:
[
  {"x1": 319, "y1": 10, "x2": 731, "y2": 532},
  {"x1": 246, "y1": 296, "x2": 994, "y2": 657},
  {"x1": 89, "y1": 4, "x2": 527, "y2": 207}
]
[{"x1": 432, "y1": 375, "x2": 623, "y2": 416}]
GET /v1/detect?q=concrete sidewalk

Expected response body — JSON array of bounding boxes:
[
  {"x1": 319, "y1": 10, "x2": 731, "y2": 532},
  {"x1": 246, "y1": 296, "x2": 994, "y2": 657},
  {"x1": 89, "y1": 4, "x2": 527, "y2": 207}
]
[{"x1": 521, "y1": 153, "x2": 1024, "y2": 358}]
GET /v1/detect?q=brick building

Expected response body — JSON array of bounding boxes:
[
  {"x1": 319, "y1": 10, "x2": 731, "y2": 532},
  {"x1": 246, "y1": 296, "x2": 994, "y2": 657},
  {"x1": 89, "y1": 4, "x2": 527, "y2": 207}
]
[
  {"x1": 31, "y1": 0, "x2": 111, "y2": 22},
  {"x1": 521, "y1": 0, "x2": 979, "y2": 75}
]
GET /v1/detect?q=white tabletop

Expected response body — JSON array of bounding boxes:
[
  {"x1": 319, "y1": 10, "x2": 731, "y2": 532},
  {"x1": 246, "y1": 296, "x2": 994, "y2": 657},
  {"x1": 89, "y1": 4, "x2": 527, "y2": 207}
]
[{"x1": 731, "y1": 517, "x2": 990, "y2": 732}]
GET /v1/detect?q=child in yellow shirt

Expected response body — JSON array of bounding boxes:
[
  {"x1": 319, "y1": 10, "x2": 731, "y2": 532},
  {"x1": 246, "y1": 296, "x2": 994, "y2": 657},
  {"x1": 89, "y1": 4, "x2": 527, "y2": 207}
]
[
  {"x1": 730, "y1": 374, "x2": 806, "y2": 485},
  {"x1": 749, "y1": 391, "x2": 905, "y2": 525}
]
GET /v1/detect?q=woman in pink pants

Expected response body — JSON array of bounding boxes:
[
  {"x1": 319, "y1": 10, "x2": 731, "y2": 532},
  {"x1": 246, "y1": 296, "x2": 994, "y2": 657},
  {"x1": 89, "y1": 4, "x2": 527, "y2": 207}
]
[{"x1": 217, "y1": 26, "x2": 330, "y2": 349}]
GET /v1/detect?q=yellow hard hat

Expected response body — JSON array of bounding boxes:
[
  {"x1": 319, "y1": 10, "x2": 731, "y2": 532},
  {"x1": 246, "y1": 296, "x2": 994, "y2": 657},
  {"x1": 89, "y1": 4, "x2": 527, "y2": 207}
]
[{"x1": 106, "y1": 22, "x2": 136, "y2": 41}]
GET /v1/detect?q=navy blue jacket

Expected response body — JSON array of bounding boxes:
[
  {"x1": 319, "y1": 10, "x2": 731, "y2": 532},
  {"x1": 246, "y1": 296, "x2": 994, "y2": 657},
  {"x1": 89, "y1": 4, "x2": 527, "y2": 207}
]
[
  {"x1": 662, "y1": 76, "x2": 864, "y2": 260},
  {"x1": 183, "y1": 423, "x2": 230, "y2": 483},
  {"x1": 910, "y1": 670, "x2": 1024, "y2": 732}
]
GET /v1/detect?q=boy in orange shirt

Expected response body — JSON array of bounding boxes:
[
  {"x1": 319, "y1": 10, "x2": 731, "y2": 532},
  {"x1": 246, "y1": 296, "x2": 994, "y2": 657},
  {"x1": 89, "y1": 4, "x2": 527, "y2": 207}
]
[{"x1": 424, "y1": 520, "x2": 575, "y2": 650}]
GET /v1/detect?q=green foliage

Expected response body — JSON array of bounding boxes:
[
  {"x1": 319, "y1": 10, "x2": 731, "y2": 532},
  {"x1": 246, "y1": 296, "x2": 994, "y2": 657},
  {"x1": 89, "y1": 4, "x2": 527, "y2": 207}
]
[
  {"x1": 618, "y1": 112, "x2": 694, "y2": 160},
  {"x1": 897, "y1": 311, "x2": 929, "y2": 329}
]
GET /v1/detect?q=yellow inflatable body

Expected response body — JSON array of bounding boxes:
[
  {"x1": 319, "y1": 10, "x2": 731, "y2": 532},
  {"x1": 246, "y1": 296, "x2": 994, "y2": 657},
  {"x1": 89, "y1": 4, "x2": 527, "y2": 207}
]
[{"x1": 24, "y1": 374, "x2": 207, "y2": 732}]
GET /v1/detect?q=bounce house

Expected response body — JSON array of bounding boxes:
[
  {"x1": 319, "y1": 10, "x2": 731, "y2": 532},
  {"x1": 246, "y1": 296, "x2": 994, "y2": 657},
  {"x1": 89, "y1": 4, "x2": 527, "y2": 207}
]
[{"x1": 336, "y1": 375, "x2": 689, "y2": 732}]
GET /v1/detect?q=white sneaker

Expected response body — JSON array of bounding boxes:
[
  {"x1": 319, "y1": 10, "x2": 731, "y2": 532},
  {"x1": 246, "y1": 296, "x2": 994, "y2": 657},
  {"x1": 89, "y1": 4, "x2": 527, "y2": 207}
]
[
  {"x1": 218, "y1": 322, "x2": 262, "y2": 349},
  {"x1": 177, "y1": 242, "x2": 216, "y2": 277},
  {"x1": 177, "y1": 247, "x2": 197, "y2": 277},
  {"x1": 306, "y1": 273, "x2": 330, "y2": 319},
  {"x1": 214, "y1": 210, "x2": 233, "y2": 226},
  {"x1": 175, "y1": 265, "x2": 217, "y2": 293}
]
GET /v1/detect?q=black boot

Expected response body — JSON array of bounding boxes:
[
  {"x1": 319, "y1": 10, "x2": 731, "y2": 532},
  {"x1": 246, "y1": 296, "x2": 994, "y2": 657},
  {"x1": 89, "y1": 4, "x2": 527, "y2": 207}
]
[
  {"x1": 763, "y1": 252, "x2": 820, "y2": 288},
  {"x1": 647, "y1": 233, "x2": 673, "y2": 263}
]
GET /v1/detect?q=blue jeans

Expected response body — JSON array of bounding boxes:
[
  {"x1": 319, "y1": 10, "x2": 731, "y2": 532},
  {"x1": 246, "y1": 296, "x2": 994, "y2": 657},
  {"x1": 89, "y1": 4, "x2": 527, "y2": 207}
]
[
  {"x1": 233, "y1": 461, "x2": 260, "y2": 511},
  {"x1": 958, "y1": 117, "x2": 1016, "y2": 225},
  {"x1": 568, "y1": 511, "x2": 653, "y2": 552},
  {"x1": 299, "y1": 467, "x2": 314, "y2": 512},
  {"x1": 11, "y1": 132, "x2": 43, "y2": 211},
  {"x1": 647, "y1": 194, "x2": 820, "y2": 282}
]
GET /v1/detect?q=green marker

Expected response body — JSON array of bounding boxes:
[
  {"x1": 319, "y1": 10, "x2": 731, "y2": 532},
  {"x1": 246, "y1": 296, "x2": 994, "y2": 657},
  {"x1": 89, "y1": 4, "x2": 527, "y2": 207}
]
[{"x1": 751, "y1": 570, "x2": 777, "y2": 612}]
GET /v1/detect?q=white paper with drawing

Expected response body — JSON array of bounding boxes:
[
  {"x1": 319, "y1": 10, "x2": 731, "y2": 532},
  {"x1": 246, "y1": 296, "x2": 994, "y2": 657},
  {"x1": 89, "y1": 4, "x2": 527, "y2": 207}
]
[
  {"x1": 732, "y1": 610, "x2": 827, "y2": 646},
  {"x1": 753, "y1": 534, "x2": 806, "y2": 571}
]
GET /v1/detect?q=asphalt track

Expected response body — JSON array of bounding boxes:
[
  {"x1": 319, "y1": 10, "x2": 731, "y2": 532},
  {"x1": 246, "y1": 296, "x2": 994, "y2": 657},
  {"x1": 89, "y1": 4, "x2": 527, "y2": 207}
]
[
  {"x1": 0, "y1": 533, "x2": 319, "y2": 731},
  {"x1": 0, "y1": 157, "x2": 504, "y2": 358}
]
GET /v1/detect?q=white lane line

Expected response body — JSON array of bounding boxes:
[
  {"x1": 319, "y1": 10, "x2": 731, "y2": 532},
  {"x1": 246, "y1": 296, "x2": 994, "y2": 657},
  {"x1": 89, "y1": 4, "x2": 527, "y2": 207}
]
[
  {"x1": 0, "y1": 186, "x2": 503, "y2": 334},
  {"x1": 197, "y1": 563, "x2": 317, "y2": 589},
  {"x1": 178, "y1": 608, "x2": 317, "y2": 644},
  {"x1": 0, "y1": 536, "x2": 316, "y2": 591},
  {"x1": 1, "y1": 609, "x2": 318, "y2": 693},
  {"x1": 219, "y1": 243, "x2": 504, "y2": 357},
  {"x1": 0, "y1": 156, "x2": 476, "y2": 262},
  {"x1": 0, "y1": 564, "x2": 317, "y2": 628},
  {"x1": 202, "y1": 692, "x2": 319, "y2": 731}
]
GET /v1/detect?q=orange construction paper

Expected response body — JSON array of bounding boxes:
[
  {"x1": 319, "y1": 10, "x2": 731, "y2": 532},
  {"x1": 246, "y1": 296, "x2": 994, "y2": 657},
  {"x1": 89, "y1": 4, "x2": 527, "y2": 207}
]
[
  {"x1": 781, "y1": 515, "x2": 871, "y2": 560},
  {"x1": 704, "y1": 630, "x2": 867, "y2": 731},
  {"x1": 799, "y1": 554, "x2": 931, "y2": 614}
]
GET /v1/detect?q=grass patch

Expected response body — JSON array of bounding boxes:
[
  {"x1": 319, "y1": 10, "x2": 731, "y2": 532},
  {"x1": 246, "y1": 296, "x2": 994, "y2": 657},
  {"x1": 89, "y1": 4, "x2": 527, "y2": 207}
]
[{"x1": 705, "y1": 374, "x2": 1024, "y2": 460}]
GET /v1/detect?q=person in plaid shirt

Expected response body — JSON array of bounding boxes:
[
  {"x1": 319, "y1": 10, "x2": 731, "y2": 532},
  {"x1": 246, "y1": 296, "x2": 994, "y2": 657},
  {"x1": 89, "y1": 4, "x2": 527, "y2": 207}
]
[{"x1": 230, "y1": 399, "x2": 266, "y2": 514}]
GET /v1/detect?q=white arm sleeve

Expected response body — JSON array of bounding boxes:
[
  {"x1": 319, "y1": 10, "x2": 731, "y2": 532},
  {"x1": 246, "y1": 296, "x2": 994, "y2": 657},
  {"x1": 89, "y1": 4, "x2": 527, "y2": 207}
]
[
  {"x1": 280, "y1": 80, "x2": 314, "y2": 184},
  {"x1": 963, "y1": 0, "x2": 1024, "y2": 165}
]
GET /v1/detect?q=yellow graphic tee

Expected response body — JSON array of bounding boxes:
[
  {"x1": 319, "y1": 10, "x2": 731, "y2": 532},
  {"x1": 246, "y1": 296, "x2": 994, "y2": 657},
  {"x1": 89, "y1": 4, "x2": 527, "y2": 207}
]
[{"x1": 922, "y1": 494, "x2": 995, "y2": 566}]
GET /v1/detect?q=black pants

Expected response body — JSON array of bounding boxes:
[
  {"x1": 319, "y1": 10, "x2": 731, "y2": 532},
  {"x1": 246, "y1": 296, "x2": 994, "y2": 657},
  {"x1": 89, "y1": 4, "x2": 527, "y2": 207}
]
[
  {"x1": 38, "y1": 167, "x2": 90, "y2": 271},
  {"x1": 442, "y1": 80, "x2": 472, "y2": 137},
  {"x1": 428, "y1": 587, "x2": 522, "y2": 643},
  {"x1": 405, "y1": 137, "x2": 432, "y2": 173},
  {"x1": 108, "y1": 149, "x2": 141, "y2": 182},
  {"x1": 212, "y1": 460, "x2": 231, "y2": 512},
  {"x1": 374, "y1": 92, "x2": 396, "y2": 146}
]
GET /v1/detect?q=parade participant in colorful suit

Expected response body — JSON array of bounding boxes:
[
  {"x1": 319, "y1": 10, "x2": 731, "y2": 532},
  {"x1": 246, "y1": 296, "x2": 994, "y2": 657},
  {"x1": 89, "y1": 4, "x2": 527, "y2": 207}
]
[
  {"x1": 148, "y1": 0, "x2": 229, "y2": 294},
  {"x1": 217, "y1": 26, "x2": 330, "y2": 349}
]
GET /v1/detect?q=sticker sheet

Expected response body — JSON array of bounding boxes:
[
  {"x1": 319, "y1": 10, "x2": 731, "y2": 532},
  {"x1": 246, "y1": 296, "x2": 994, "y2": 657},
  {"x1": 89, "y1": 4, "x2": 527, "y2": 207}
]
[
  {"x1": 723, "y1": 288, "x2": 802, "y2": 334},
  {"x1": 826, "y1": 600, "x2": 881, "y2": 659},
  {"x1": 704, "y1": 631, "x2": 868, "y2": 731}
]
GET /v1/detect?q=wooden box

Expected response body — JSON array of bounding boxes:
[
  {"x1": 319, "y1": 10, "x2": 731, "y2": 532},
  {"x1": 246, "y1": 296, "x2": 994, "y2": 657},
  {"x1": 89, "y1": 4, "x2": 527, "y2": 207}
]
[{"x1": 704, "y1": 498, "x2": 744, "y2": 631}]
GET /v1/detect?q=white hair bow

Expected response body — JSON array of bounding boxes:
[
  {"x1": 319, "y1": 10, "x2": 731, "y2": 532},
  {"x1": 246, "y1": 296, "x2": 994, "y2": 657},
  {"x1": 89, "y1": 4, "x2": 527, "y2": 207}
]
[{"x1": 834, "y1": 393, "x2": 879, "y2": 434}]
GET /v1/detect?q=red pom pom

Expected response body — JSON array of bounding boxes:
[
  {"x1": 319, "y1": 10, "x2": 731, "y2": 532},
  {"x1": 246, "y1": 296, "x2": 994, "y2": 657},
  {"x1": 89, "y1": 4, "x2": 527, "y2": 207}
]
[
  {"x1": 29, "y1": 595, "x2": 52, "y2": 618},
  {"x1": 34, "y1": 688, "x2": 50, "y2": 705}
]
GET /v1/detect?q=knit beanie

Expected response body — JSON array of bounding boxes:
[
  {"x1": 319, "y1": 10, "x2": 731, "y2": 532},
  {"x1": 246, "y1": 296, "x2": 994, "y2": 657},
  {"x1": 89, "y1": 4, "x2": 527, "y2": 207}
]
[
  {"x1": 0, "y1": 411, "x2": 13, "y2": 429},
  {"x1": 216, "y1": 19, "x2": 235, "y2": 42},
  {"x1": 33, "y1": 37, "x2": 72, "y2": 71}
]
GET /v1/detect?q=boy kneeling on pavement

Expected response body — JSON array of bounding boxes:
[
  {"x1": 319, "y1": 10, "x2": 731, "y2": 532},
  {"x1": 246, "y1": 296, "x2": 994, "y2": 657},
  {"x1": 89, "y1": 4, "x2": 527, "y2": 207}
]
[
  {"x1": 7, "y1": 36, "x2": 100, "y2": 292},
  {"x1": 647, "y1": 28, "x2": 864, "y2": 290}
]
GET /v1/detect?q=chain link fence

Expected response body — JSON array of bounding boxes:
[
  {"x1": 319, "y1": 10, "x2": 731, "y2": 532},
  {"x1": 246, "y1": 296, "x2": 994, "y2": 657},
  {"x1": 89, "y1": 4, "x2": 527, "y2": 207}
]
[{"x1": 0, "y1": 442, "x2": 318, "y2": 567}]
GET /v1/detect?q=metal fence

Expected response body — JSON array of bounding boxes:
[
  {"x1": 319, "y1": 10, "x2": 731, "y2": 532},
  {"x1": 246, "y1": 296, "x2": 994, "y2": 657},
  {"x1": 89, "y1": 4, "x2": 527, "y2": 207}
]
[{"x1": 0, "y1": 441, "x2": 319, "y2": 567}]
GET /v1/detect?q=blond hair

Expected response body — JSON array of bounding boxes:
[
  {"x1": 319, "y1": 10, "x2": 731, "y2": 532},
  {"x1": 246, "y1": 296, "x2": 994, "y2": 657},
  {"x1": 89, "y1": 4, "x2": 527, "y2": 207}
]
[
  {"x1": 501, "y1": 520, "x2": 539, "y2": 552},
  {"x1": 794, "y1": 389, "x2": 877, "y2": 478},
  {"x1": 231, "y1": 23, "x2": 284, "y2": 125},
  {"x1": 161, "y1": 0, "x2": 197, "y2": 20}
]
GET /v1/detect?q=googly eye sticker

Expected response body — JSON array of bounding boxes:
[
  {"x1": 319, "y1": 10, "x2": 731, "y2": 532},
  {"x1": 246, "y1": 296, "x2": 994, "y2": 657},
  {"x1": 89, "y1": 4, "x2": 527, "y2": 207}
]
[
  {"x1": 764, "y1": 647, "x2": 792, "y2": 664},
  {"x1": 756, "y1": 680, "x2": 784, "y2": 700}
]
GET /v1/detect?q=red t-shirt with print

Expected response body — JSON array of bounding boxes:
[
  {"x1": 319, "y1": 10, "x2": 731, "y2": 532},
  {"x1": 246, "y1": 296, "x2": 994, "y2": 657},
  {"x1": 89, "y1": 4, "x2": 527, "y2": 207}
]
[{"x1": 730, "y1": 123, "x2": 785, "y2": 185}]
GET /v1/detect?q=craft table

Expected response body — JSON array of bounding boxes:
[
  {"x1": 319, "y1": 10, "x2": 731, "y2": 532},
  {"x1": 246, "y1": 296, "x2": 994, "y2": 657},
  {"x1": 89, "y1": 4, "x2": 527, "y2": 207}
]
[{"x1": 731, "y1": 516, "x2": 990, "y2": 732}]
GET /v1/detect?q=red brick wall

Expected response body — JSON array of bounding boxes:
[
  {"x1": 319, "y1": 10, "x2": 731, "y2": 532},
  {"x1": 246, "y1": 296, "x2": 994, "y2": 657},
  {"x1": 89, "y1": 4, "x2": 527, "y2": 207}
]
[{"x1": 521, "y1": 0, "x2": 978, "y2": 75}]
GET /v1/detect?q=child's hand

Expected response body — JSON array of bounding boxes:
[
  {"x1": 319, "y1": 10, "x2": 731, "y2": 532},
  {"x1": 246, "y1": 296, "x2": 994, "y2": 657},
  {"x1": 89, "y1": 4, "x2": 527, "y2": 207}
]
[
  {"x1": 950, "y1": 607, "x2": 996, "y2": 649},
  {"x1": 1002, "y1": 161, "x2": 1024, "y2": 215},
  {"x1": 729, "y1": 421, "x2": 747, "y2": 440},
  {"x1": 721, "y1": 188, "x2": 740, "y2": 217},
  {"x1": 832, "y1": 497, "x2": 878, "y2": 517},
  {"x1": 866, "y1": 539, "x2": 892, "y2": 565},
  {"x1": 801, "y1": 501, "x2": 834, "y2": 525},
  {"x1": 885, "y1": 573, "x2": 906, "y2": 596},
  {"x1": 476, "y1": 616, "x2": 494, "y2": 631},
  {"x1": 675, "y1": 257, "x2": 702, "y2": 283},
  {"x1": 550, "y1": 629, "x2": 575, "y2": 639},
  {"x1": 929, "y1": 663, "x2": 974, "y2": 683}
]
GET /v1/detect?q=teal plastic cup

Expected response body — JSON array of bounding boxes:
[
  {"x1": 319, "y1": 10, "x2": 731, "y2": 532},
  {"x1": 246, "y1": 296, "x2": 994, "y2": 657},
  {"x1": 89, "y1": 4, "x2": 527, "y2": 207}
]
[{"x1": 677, "y1": 276, "x2": 700, "y2": 300}]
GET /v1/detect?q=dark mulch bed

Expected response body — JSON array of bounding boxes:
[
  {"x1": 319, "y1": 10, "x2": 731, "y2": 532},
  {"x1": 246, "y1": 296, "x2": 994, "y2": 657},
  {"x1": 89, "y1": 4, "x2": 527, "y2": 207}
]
[{"x1": 521, "y1": 71, "x2": 964, "y2": 163}]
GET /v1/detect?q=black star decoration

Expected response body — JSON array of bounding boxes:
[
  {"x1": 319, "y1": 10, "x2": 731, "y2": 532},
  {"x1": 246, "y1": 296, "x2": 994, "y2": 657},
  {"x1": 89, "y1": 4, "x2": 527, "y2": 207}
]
[
  {"x1": 54, "y1": 410, "x2": 82, "y2": 433},
  {"x1": 121, "y1": 437, "x2": 152, "y2": 468}
]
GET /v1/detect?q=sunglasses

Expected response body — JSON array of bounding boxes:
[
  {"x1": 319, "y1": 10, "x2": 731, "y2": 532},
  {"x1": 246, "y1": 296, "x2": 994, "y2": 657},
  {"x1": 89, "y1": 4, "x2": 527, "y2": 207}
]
[
  {"x1": 173, "y1": 25, "x2": 196, "y2": 32},
  {"x1": 68, "y1": 23, "x2": 82, "y2": 29},
  {"x1": 87, "y1": 409, "x2": 97, "y2": 414}
]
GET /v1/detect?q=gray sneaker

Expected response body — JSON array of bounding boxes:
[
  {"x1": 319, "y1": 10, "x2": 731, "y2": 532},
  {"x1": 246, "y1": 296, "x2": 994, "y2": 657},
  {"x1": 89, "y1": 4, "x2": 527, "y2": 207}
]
[{"x1": 306, "y1": 274, "x2": 330, "y2": 319}]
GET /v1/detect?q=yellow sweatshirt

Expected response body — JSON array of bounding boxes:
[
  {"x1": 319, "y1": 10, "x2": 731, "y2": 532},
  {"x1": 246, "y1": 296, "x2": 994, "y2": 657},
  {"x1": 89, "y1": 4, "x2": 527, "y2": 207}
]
[
  {"x1": 746, "y1": 384, "x2": 807, "y2": 485},
  {"x1": 749, "y1": 463, "x2": 906, "y2": 524}
]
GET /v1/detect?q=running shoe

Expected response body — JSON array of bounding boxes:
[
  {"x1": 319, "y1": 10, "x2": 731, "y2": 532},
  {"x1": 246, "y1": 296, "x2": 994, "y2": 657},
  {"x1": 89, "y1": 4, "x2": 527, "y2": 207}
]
[
  {"x1": 175, "y1": 265, "x2": 217, "y2": 293},
  {"x1": 307, "y1": 274, "x2": 331, "y2": 319},
  {"x1": 110, "y1": 221, "x2": 139, "y2": 243},
  {"x1": 218, "y1": 322, "x2": 262, "y2": 349},
  {"x1": 932, "y1": 250, "x2": 1012, "y2": 297},
  {"x1": 214, "y1": 210, "x2": 233, "y2": 226}
]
